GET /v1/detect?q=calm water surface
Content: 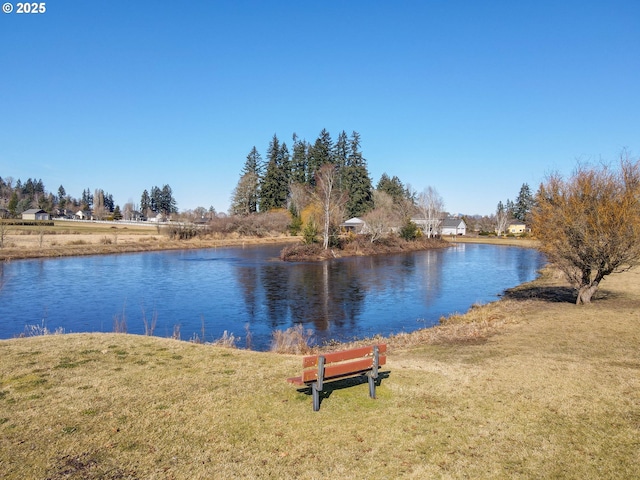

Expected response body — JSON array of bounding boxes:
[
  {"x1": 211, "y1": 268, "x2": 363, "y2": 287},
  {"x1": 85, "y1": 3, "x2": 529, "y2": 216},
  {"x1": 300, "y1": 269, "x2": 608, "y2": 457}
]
[{"x1": 0, "y1": 243, "x2": 545, "y2": 350}]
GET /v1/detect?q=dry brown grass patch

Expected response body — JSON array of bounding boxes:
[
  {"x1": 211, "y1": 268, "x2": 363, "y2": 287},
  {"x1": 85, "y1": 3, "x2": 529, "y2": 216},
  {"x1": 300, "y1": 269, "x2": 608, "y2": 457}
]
[{"x1": 270, "y1": 324, "x2": 314, "y2": 354}]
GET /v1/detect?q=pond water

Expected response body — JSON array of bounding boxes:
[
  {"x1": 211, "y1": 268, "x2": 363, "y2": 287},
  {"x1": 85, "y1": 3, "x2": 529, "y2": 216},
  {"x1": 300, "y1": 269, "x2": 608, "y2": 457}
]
[{"x1": 0, "y1": 243, "x2": 545, "y2": 350}]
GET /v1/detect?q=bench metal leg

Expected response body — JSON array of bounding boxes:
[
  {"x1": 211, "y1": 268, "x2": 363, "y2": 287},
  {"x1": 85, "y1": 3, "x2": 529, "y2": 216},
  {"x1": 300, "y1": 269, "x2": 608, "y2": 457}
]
[
  {"x1": 368, "y1": 373, "x2": 376, "y2": 399},
  {"x1": 312, "y1": 383, "x2": 320, "y2": 411},
  {"x1": 369, "y1": 345, "x2": 379, "y2": 399}
]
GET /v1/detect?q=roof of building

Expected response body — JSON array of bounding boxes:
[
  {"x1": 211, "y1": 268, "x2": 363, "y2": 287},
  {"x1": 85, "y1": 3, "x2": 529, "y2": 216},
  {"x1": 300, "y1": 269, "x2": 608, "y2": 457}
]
[
  {"x1": 341, "y1": 217, "x2": 365, "y2": 225},
  {"x1": 441, "y1": 217, "x2": 466, "y2": 228}
]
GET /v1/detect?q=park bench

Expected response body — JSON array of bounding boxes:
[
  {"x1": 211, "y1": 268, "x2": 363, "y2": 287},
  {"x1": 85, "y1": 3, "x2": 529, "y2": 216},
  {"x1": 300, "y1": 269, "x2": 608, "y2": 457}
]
[{"x1": 287, "y1": 344, "x2": 387, "y2": 411}]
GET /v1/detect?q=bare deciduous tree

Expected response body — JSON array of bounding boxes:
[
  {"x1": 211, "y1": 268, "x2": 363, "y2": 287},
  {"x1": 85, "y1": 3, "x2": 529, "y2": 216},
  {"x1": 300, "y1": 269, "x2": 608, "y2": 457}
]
[
  {"x1": 495, "y1": 201, "x2": 509, "y2": 237},
  {"x1": 532, "y1": 155, "x2": 640, "y2": 304},
  {"x1": 416, "y1": 186, "x2": 444, "y2": 238},
  {"x1": 288, "y1": 182, "x2": 311, "y2": 215},
  {"x1": 314, "y1": 164, "x2": 347, "y2": 249},
  {"x1": 93, "y1": 189, "x2": 106, "y2": 220},
  {"x1": 363, "y1": 190, "x2": 395, "y2": 242},
  {"x1": 123, "y1": 202, "x2": 135, "y2": 221}
]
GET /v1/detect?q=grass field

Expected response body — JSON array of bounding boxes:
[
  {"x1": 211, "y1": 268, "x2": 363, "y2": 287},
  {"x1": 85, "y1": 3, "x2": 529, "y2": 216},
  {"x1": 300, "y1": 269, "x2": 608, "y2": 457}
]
[
  {"x1": 1, "y1": 263, "x2": 639, "y2": 478},
  {"x1": 0, "y1": 221, "x2": 296, "y2": 260}
]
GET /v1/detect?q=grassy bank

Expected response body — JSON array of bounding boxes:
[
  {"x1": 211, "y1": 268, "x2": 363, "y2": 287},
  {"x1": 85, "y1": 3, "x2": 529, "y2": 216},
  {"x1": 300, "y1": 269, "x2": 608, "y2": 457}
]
[
  {"x1": 1, "y1": 267, "x2": 639, "y2": 478},
  {"x1": 443, "y1": 234, "x2": 540, "y2": 248}
]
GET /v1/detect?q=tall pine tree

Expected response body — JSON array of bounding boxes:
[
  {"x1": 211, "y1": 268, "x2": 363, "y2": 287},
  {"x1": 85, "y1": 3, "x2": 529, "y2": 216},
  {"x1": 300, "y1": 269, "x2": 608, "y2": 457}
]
[
  {"x1": 307, "y1": 129, "x2": 334, "y2": 186},
  {"x1": 514, "y1": 183, "x2": 534, "y2": 222},
  {"x1": 237, "y1": 146, "x2": 263, "y2": 214},
  {"x1": 260, "y1": 135, "x2": 289, "y2": 211},
  {"x1": 377, "y1": 173, "x2": 406, "y2": 202},
  {"x1": 290, "y1": 133, "x2": 308, "y2": 184},
  {"x1": 342, "y1": 131, "x2": 373, "y2": 217}
]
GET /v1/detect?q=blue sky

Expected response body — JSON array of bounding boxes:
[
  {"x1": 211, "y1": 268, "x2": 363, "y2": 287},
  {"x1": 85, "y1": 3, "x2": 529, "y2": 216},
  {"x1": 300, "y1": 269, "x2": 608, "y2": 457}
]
[{"x1": 1, "y1": 1, "x2": 638, "y2": 216}]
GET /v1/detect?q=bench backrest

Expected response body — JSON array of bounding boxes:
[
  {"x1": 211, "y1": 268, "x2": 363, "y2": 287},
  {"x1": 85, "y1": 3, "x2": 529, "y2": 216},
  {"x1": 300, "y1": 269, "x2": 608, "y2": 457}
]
[{"x1": 300, "y1": 344, "x2": 387, "y2": 383}]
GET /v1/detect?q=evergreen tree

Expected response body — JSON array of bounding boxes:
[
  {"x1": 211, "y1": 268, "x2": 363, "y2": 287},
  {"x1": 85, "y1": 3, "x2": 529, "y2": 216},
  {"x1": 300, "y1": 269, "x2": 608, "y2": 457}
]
[
  {"x1": 236, "y1": 146, "x2": 262, "y2": 214},
  {"x1": 347, "y1": 131, "x2": 364, "y2": 167},
  {"x1": 22, "y1": 178, "x2": 35, "y2": 201},
  {"x1": 113, "y1": 205, "x2": 123, "y2": 220},
  {"x1": 342, "y1": 165, "x2": 374, "y2": 218},
  {"x1": 231, "y1": 172, "x2": 260, "y2": 215},
  {"x1": 150, "y1": 186, "x2": 161, "y2": 213},
  {"x1": 58, "y1": 185, "x2": 67, "y2": 209},
  {"x1": 104, "y1": 193, "x2": 114, "y2": 212},
  {"x1": 243, "y1": 146, "x2": 263, "y2": 178},
  {"x1": 376, "y1": 173, "x2": 406, "y2": 202},
  {"x1": 81, "y1": 188, "x2": 93, "y2": 210},
  {"x1": 35, "y1": 179, "x2": 45, "y2": 195},
  {"x1": 140, "y1": 189, "x2": 151, "y2": 214},
  {"x1": 334, "y1": 130, "x2": 349, "y2": 172},
  {"x1": 278, "y1": 141, "x2": 291, "y2": 189},
  {"x1": 260, "y1": 135, "x2": 289, "y2": 211},
  {"x1": 159, "y1": 184, "x2": 177, "y2": 215},
  {"x1": 8, "y1": 191, "x2": 18, "y2": 217},
  {"x1": 506, "y1": 199, "x2": 515, "y2": 218},
  {"x1": 290, "y1": 133, "x2": 308, "y2": 184},
  {"x1": 514, "y1": 183, "x2": 534, "y2": 222},
  {"x1": 307, "y1": 129, "x2": 334, "y2": 185},
  {"x1": 341, "y1": 131, "x2": 373, "y2": 217}
]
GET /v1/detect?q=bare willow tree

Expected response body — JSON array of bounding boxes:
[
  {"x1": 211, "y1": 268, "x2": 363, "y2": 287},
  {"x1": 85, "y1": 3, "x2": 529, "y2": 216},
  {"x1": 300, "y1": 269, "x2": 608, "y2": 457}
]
[
  {"x1": 532, "y1": 155, "x2": 640, "y2": 304},
  {"x1": 417, "y1": 186, "x2": 444, "y2": 238},
  {"x1": 93, "y1": 189, "x2": 106, "y2": 220},
  {"x1": 314, "y1": 164, "x2": 347, "y2": 249},
  {"x1": 363, "y1": 190, "x2": 395, "y2": 243},
  {"x1": 495, "y1": 201, "x2": 509, "y2": 237}
]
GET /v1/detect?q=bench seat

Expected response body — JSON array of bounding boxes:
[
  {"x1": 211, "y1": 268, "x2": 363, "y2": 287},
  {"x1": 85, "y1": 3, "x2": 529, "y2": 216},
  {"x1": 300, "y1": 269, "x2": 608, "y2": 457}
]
[{"x1": 288, "y1": 344, "x2": 387, "y2": 411}]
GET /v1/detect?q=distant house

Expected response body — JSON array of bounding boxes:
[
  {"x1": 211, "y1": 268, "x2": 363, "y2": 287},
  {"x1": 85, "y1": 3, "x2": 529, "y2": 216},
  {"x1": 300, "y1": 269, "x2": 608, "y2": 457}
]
[
  {"x1": 21, "y1": 209, "x2": 50, "y2": 221},
  {"x1": 507, "y1": 221, "x2": 528, "y2": 235},
  {"x1": 75, "y1": 210, "x2": 92, "y2": 220},
  {"x1": 123, "y1": 209, "x2": 145, "y2": 222},
  {"x1": 148, "y1": 213, "x2": 165, "y2": 223},
  {"x1": 441, "y1": 217, "x2": 467, "y2": 236},
  {"x1": 340, "y1": 217, "x2": 368, "y2": 234}
]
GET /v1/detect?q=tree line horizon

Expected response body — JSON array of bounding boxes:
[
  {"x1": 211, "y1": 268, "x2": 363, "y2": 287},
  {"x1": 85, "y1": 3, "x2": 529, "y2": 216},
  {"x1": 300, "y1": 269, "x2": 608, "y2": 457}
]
[
  {"x1": 0, "y1": 128, "x2": 532, "y2": 226},
  {"x1": 230, "y1": 129, "x2": 535, "y2": 241}
]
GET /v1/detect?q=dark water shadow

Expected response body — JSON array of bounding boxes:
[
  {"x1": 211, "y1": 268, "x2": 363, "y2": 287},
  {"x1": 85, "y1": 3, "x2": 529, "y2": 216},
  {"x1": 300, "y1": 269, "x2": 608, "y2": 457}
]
[
  {"x1": 503, "y1": 285, "x2": 577, "y2": 303},
  {"x1": 504, "y1": 284, "x2": 626, "y2": 304}
]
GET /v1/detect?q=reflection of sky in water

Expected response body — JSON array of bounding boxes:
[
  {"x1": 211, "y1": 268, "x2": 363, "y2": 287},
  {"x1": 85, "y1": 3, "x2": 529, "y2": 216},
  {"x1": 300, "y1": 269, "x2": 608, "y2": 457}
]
[{"x1": 0, "y1": 244, "x2": 545, "y2": 350}]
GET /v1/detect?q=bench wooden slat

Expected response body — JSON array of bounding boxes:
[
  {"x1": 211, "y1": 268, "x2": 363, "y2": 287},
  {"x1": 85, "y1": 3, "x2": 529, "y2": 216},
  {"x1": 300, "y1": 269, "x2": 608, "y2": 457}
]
[
  {"x1": 289, "y1": 343, "x2": 387, "y2": 410},
  {"x1": 301, "y1": 344, "x2": 387, "y2": 368},
  {"x1": 301, "y1": 354, "x2": 386, "y2": 383}
]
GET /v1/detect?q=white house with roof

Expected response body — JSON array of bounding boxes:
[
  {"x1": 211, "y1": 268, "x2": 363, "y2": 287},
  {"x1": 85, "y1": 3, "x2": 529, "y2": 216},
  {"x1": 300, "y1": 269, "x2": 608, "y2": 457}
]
[
  {"x1": 21, "y1": 209, "x2": 50, "y2": 221},
  {"x1": 340, "y1": 217, "x2": 369, "y2": 234},
  {"x1": 75, "y1": 210, "x2": 93, "y2": 220},
  {"x1": 441, "y1": 217, "x2": 467, "y2": 235},
  {"x1": 507, "y1": 220, "x2": 529, "y2": 235}
]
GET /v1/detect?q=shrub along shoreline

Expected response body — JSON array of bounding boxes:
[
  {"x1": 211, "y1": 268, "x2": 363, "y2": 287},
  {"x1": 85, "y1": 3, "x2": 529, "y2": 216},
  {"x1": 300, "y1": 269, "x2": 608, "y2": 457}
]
[{"x1": 280, "y1": 235, "x2": 451, "y2": 261}]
